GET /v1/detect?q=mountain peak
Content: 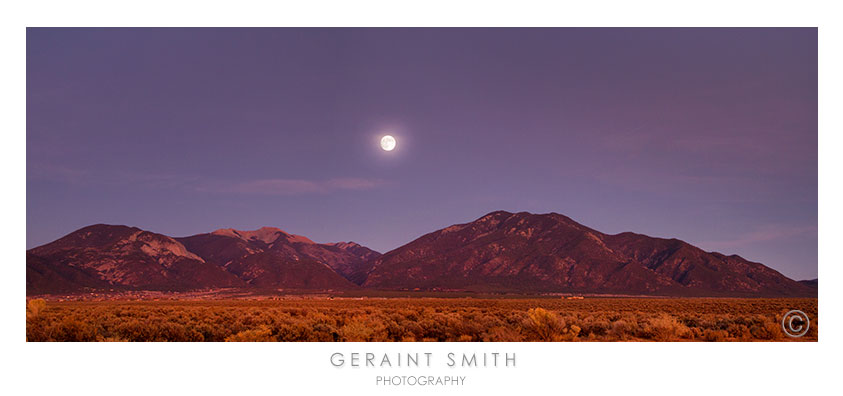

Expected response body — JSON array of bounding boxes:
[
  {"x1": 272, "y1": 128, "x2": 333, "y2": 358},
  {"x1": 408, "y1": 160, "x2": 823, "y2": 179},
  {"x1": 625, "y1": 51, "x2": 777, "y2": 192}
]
[
  {"x1": 363, "y1": 210, "x2": 815, "y2": 297},
  {"x1": 477, "y1": 210, "x2": 514, "y2": 220},
  {"x1": 476, "y1": 210, "x2": 580, "y2": 224},
  {"x1": 27, "y1": 224, "x2": 243, "y2": 293},
  {"x1": 27, "y1": 215, "x2": 815, "y2": 297},
  {"x1": 211, "y1": 227, "x2": 315, "y2": 244},
  {"x1": 80, "y1": 223, "x2": 141, "y2": 232}
]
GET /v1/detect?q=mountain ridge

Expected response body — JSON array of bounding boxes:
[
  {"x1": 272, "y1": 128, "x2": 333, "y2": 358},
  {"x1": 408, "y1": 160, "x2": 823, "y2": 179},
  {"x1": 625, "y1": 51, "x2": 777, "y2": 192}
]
[
  {"x1": 26, "y1": 212, "x2": 816, "y2": 297},
  {"x1": 362, "y1": 211, "x2": 814, "y2": 297}
]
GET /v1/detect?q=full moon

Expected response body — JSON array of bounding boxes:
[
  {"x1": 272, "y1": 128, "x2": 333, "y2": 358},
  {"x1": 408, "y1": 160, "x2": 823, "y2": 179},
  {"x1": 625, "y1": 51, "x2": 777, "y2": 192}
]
[{"x1": 380, "y1": 135, "x2": 396, "y2": 151}]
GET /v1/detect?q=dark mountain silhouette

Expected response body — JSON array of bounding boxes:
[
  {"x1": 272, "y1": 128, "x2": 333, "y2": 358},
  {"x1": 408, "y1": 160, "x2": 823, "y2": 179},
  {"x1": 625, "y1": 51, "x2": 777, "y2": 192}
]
[
  {"x1": 175, "y1": 227, "x2": 378, "y2": 288},
  {"x1": 322, "y1": 242, "x2": 380, "y2": 284},
  {"x1": 362, "y1": 211, "x2": 815, "y2": 297},
  {"x1": 26, "y1": 224, "x2": 245, "y2": 294},
  {"x1": 26, "y1": 225, "x2": 380, "y2": 294},
  {"x1": 799, "y1": 278, "x2": 818, "y2": 288},
  {"x1": 26, "y1": 212, "x2": 815, "y2": 297}
]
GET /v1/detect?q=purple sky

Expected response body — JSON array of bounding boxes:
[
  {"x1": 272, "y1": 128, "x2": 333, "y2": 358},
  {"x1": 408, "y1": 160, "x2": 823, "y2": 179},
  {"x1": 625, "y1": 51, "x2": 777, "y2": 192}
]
[{"x1": 26, "y1": 28, "x2": 817, "y2": 280}]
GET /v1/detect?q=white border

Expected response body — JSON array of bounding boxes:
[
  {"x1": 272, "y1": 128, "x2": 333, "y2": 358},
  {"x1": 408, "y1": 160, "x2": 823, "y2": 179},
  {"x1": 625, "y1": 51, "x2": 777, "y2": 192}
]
[{"x1": 4, "y1": 1, "x2": 838, "y2": 395}]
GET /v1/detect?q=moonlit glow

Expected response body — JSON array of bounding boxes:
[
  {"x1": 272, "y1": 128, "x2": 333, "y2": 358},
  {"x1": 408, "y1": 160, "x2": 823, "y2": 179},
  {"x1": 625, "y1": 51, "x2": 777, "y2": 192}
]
[{"x1": 380, "y1": 135, "x2": 396, "y2": 151}]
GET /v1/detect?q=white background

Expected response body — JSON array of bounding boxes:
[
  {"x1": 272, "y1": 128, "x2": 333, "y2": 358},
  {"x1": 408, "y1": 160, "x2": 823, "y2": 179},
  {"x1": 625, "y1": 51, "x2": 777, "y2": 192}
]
[{"x1": 2, "y1": 1, "x2": 838, "y2": 395}]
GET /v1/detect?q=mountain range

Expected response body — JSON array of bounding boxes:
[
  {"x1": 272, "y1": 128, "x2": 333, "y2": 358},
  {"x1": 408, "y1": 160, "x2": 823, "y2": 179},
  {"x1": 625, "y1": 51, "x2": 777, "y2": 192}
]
[{"x1": 26, "y1": 211, "x2": 816, "y2": 297}]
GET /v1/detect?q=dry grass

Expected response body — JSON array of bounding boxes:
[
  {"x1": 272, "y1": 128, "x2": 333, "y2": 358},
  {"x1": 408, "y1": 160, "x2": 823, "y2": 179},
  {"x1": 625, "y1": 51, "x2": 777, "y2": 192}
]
[{"x1": 25, "y1": 297, "x2": 817, "y2": 342}]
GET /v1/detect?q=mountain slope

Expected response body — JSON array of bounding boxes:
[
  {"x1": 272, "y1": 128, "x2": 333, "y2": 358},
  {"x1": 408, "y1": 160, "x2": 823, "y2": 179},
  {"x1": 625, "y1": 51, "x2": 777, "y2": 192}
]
[
  {"x1": 362, "y1": 211, "x2": 815, "y2": 296},
  {"x1": 27, "y1": 224, "x2": 382, "y2": 294},
  {"x1": 26, "y1": 214, "x2": 814, "y2": 297},
  {"x1": 26, "y1": 224, "x2": 245, "y2": 293},
  {"x1": 321, "y1": 242, "x2": 380, "y2": 284},
  {"x1": 799, "y1": 278, "x2": 818, "y2": 288},
  {"x1": 175, "y1": 227, "x2": 379, "y2": 287}
]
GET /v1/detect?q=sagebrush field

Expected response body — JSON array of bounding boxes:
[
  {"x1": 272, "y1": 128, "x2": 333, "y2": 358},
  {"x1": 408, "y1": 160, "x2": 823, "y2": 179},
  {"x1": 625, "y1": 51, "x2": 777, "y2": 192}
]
[{"x1": 25, "y1": 297, "x2": 817, "y2": 342}]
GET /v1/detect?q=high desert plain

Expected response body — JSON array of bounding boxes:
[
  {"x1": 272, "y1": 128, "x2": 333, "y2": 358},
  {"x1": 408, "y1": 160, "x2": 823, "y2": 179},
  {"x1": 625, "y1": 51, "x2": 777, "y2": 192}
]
[{"x1": 26, "y1": 211, "x2": 818, "y2": 342}]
